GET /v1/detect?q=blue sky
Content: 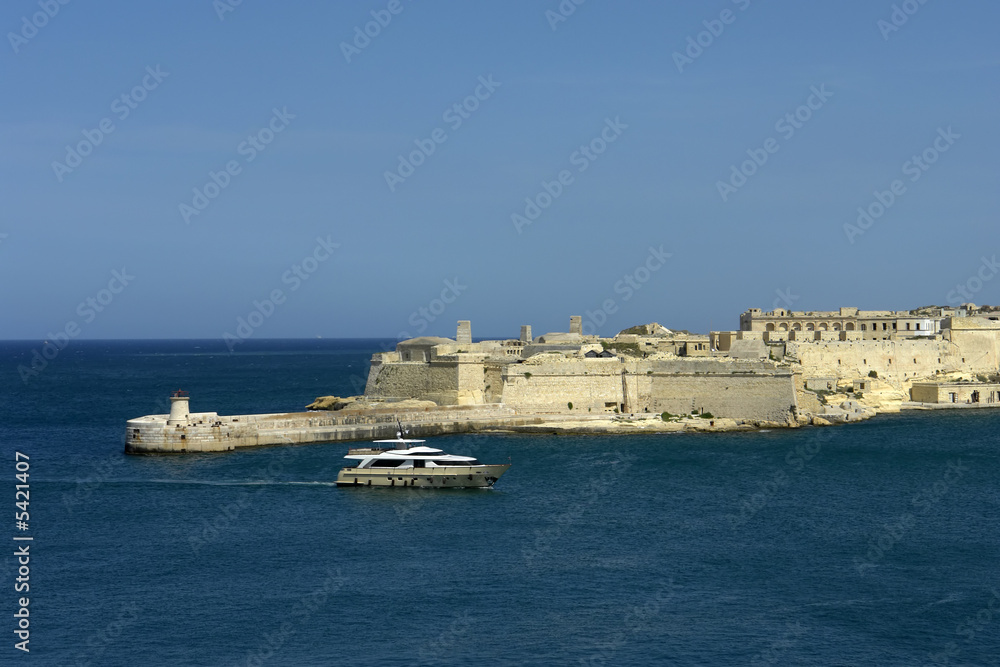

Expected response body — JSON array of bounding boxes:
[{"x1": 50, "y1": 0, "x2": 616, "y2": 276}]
[{"x1": 2, "y1": 0, "x2": 998, "y2": 340}]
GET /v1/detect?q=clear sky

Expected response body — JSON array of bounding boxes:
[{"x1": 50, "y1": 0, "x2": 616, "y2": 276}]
[{"x1": 2, "y1": 0, "x2": 998, "y2": 341}]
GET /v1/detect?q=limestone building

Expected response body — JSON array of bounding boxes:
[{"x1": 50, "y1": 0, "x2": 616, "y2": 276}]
[
  {"x1": 738, "y1": 306, "x2": 975, "y2": 341},
  {"x1": 363, "y1": 318, "x2": 799, "y2": 423},
  {"x1": 361, "y1": 309, "x2": 1000, "y2": 426}
]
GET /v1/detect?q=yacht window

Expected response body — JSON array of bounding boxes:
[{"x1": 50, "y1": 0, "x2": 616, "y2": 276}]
[
  {"x1": 370, "y1": 459, "x2": 405, "y2": 467},
  {"x1": 430, "y1": 459, "x2": 480, "y2": 466},
  {"x1": 413, "y1": 460, "x2": 425, "y2": 468}
]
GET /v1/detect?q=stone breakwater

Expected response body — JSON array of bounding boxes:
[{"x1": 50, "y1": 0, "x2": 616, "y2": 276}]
[
  {"x1": 124, "y1": 394, "x2": 878, "y2": 454},
  {"x1": 125, "y1": 403, "x2": 528, "y2": 454}
]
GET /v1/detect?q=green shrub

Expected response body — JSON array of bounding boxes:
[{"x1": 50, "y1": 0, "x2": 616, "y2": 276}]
[
  {"x1": 660, "y1": 412, "x2": 674, "y2": 421},
  {"x1": 868, "y1": 370, "x2": 878, "y2": 378},
  {"x1": 523, "y1": 372, "x2": 532, "y2": 379},
  {"x1": 567, "y1": 402, "x2": 573, "y2": 410},
  {"x1": 699, "y1": 412, "x2": 715, "y2": 419}
]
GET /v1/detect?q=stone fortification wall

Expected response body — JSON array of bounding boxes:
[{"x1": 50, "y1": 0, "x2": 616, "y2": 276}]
[
  {"x1": 484, "y1": 362, "x2": 505, "y2": 403},
  {"x1": 367, "y1": 352, "x2": 504, "y2": 405},
  {"x1": 498, "y1": 355, "x2": 795, "y2": 421},
  {"x1": 502, "y1": 358, "x2": 624, "y2": 412},
  {"x1": 945, "y1": 324, "x2": 1000, "y2": 371},
  {"x1": 787, "y1": 338, "x2": 996, "y2": 385},
  {"x1": 363, "y1": 353, "x2": 392, "y2": 395},
  {"x1": 456, "y1": 357, "x2": 487, "y2": 405},
  {"x1": 636, "y1": 371, "x2": 796, "y2": 422},
  {"x1": 365, "y1": 347, "x2": 798, "y2": 422},
  {"x1": 365, "y1": 359, "x2": 460, "y2": 405}
]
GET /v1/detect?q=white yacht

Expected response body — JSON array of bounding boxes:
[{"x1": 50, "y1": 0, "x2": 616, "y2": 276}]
[{"x1": 335, "y1": 430, "x2": 509, "y2": 488}]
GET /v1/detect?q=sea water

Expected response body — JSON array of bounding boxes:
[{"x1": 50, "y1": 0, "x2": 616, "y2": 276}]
[{"x1": 1, "y1": 339, "x2": 998, "y2": 665}]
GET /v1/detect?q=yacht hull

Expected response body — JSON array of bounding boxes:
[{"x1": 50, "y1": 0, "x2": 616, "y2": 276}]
[{"x1": 336, "y1": 464, "x2": 510, "y2": 488}]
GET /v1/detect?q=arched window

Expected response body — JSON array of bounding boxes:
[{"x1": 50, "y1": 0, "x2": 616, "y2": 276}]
[
  {"x1": 766, "y1": 323, "x2": 775, "y2": 332},
  {"x1": 792, "y1": 323, "x2": 801, "y2": 331}
]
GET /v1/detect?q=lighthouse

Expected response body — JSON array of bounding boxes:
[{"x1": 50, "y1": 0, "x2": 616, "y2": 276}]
[{"x1": 167, "y1": 390, "x2": 190, "y2": 426}]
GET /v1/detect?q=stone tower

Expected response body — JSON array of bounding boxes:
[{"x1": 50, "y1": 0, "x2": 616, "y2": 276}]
[
  {"x1": 569, "y1": 316, "x2": 582, "y2": 335},
  {"x1": 520, "y1": 325, "x2": 532, "y2": 343},
  {"x1": 456, "y1": 320, "x2": 472, "y2": 344},
  {"x1": 167, "y1": 390, "x2": 190, "y2": 426}
]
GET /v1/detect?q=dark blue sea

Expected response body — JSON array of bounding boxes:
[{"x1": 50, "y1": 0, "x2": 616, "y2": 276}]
[{"x1": 1, "y1": 339, "x2": 998, "y2": 666}]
